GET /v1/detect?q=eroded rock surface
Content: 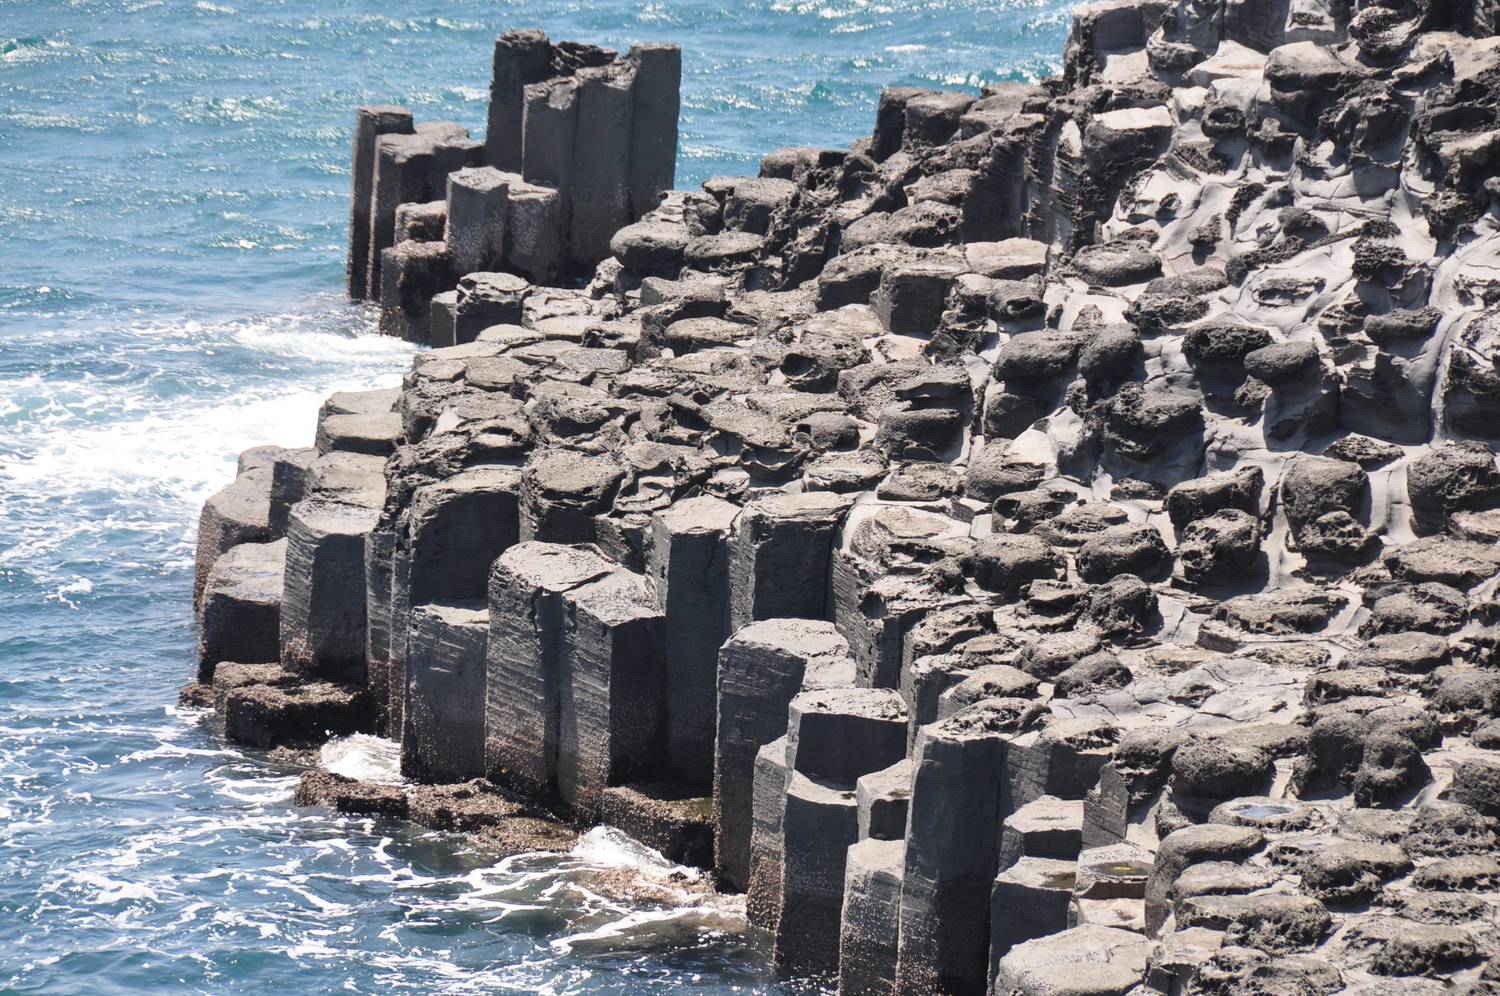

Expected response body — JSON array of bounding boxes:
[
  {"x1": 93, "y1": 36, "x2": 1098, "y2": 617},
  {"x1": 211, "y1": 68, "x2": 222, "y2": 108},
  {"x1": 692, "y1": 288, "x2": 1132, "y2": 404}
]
[{"x1": 194, "y1": 8, "x2": 1500, "y2": 994}]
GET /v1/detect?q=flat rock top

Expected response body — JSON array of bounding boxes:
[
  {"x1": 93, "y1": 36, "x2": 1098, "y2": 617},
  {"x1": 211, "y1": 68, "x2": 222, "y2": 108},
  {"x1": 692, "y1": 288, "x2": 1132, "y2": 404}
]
[
  {"x1": 495, "y1": 540, "x2": 614, "y2": 591},
  {"x1": 204, "y1": 538, "x2": 286, "y2": 602},
  {"x1": 411, "y1": 600, "x2": 488, "y2": 628},
  {"x1": 288, "y1": 497, "x2": 380, "y2": 538},
  {"x1": 653, "y1": 494, "x2": 740, "y2": 534},
  {"x1": 567, "y1": 570, "x2": 661, "y2": 627},
  {"x1": 724, "y1": 617, "x2": 850, "y2": 660}
]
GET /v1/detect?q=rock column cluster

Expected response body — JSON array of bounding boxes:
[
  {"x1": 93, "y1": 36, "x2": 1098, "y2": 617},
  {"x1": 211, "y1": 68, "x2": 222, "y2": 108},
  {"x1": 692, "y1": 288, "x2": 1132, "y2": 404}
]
[
  {"x1": 194, "y1": 4, "x2": 1500, "y2": 993},
  {"x1": 346, "y1": 30, "x2": 680, "y2": 344}
]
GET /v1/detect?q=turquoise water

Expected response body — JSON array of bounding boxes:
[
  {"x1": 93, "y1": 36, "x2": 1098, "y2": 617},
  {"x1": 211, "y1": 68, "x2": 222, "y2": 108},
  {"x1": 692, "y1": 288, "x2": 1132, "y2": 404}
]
[{"x1": 0, "y1": 2, "x2": 1066, "y2": 991}]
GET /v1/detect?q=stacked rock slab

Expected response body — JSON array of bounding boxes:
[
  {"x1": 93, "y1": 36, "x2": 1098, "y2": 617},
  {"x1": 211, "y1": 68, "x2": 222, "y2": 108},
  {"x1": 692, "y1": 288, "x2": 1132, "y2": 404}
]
[
  {"x1": 348, "y1": 31, "x2": 681, "y2": 347},
  {"x1": 193, "y1": 7, "x2": 1500, "y2": 994}
]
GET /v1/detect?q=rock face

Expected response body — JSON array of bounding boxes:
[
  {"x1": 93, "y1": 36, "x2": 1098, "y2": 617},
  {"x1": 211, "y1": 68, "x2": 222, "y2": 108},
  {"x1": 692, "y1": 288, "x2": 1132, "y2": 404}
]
[
  {"x1": 348, "y1": 31, "x2": 681, "y2": 345},
  {"x1": 197, "y1": 10, "x2": 1500, "y2": 995}
]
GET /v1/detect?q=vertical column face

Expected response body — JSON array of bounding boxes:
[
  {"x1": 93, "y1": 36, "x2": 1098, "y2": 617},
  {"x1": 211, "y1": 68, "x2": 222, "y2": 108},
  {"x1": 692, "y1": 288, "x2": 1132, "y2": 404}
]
[
  {"x1": 279, "y1": 499, "x2": 380, "y2": 683},
  {"x1": 194, "y1": 467, "x2": 272, "y2": 607},
  {"x1": 568, "y1": 63, "x2": 635, "y2": 271},
  {"x1": 197, "y1": 539, "x2": 286, "y2": 682},
  {"x1": 348, "y1": 105, "x2": 413, "y2": 300},
  {"x1": 555, "y1": 570, "x2": 666, "y2": 819},
  {"x1": 774, "y1": 772, "x2": 860, "y2": 977},
  {"x1": 840, "y1": 838, "x2": 905, "y2": 996},
  {"x1": 401, "y1": 602, "x2": 488, "y2": 782},
  {"x1": 626, "y1": 43, "x2": 681, "y2": 222},
  {"x1": 504, "y1": 179, "x2": 565, "y2": 285},
  {"x1": 484, "y1": 542, "x2": 613, "y2": 798},
  {"x1": 727, "y1": 491, "x2": 853, "y2": 633},
  {"x1": 521, "y1": 78, "x2": 578, "y2": 203},
  {"x1": 366, "y1": 134, "x2": 430, "y2": 300},
  {"x1": 364, "y1": 524, "x2": 398, "y2": 737},
  {"x1": 745, "y1": 736, "x2": 789, "y2": 930},
  {"x1": 485, "y1": 29, "x2": 552, "y2": 172},
  {"x1": 895, "y1": 702, "x2": 1022, "y2": 996},
  {"x1": 406, "y1": 467, "x2": 522, "y2": 605},
  {"x1": 712, "y1": 618, "x2": 854, "y2": 889},
  {"x1": 445, "y1": 166, "x2": 510, "y2": 276},
  {"x1": 646, "y1": 496, "x2": 738, "y2": 787}
]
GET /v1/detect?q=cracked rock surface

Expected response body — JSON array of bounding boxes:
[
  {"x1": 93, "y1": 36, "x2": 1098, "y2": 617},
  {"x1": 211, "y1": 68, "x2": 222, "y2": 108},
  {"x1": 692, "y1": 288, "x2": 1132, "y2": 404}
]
[{"x1": 191, "y1": 6, "x2": 1500, "y2": 993}]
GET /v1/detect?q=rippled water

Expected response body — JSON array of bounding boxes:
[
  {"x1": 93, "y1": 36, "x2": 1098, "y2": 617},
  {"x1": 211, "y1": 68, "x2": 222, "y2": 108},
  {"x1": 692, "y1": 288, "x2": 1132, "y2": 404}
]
[{"x1": 0, "y1": 2, "x2": 1066, "y2": 991}]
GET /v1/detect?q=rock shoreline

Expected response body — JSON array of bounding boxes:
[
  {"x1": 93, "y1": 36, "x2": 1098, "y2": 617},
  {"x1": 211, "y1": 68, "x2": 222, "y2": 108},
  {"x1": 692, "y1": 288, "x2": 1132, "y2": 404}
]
[{"x1": 190, "y1": 7, "x2": 1500, "y2": 994}]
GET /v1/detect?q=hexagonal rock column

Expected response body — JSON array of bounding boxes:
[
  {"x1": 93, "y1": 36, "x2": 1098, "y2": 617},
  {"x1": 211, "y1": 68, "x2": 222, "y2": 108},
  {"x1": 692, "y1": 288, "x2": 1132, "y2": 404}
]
[
  {"x1": 194, "y1": 465, "x2": 272, "y2": 607},
  {"x1": 378, "y1": 239, "x2": 455, "y2": 344},
  {"x1": 568, "y1": 62, "x2": 635, "y2": 271},
  {"x1": 484, "y1": 542, "x2": 613, "y2": 799},
  {"x1": 555, "y1": 568, "x2": 666, "y2": 819},
  {"x1": 504, "y1": 176, "x2": 565, "y2": 284},
  {"x1": 401, "y1": 601, "x2": 488, "y2": 782},
  {"x1": 746, "y1": 736, "x2": 790, "y2": 929},
  {"x1": 713, "y1": 619, "x2": 856, "y2": 889},
  {"x1": 895, "y1": 700, "x2": 1034, "y2": 996},
  {"x1": 830, "y1": 505, "x2": 969, "y2": 689},
  {"x1": 519, "y1": 450, "x2": 626, "y2": 545},
  {"x1": 484, "y1": 29, "x2": 553, "y2": 172},
  {"x1": 388, "y1": 466, "x2": 521, "y2": 733},
  {"x1": 197, "y1": 538, "x2": 286, "y2": 682},
  {"x1": 626, "y1": 43, "x2": 680, "y2": 222},
  {"x1": 280, "y1": 498, "x2": 381, "y2": 683},
  {"x1": 347, "y1": 105, "x2": 413, "y2": 300},
  {"x1": 449, "y1": 271, "x2": 528, "y2": 346},
  {"x1": 775, "y1": 773, "x2": 859, "y2": 976},
  {"x1": 987, "y1": 856, "x2": 1076, "y2": 981},
  {"x1": 364, "y1": 524, "x2": 399, "y2": 737},
  {"x1": 840, "y1": 837, "x2": 905, "y2": 996},
  {"x1": 773, "y1": 688, "x2": 907, "y2": 976},
  {"x1": 366, "y1": 123, "x2": 470, "y2": 300},
  {"x1": 728, "y1": 490, "x2": 854, "y2": 633},
  {"x1": 645, "y1": 495, "x2": 738, "y2": 787},
  {"x1": 443, "y1": 166, "x2": 509, "y2": 277}
]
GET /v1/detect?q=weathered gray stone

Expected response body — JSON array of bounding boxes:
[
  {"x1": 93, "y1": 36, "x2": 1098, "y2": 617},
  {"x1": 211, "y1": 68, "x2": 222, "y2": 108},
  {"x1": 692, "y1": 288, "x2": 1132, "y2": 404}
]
[
  {"x1": 785, "y1": 687, "x2": 908, "y2": 785},
  {"x1": 727, "y1": 491, "x2": 853, "y2": 632},
  {"x1": 775, "y1": 772, "x2": 860, "y2": 976},
  {"x1": 626, "y1": 43, "x2": 680, "y2": 223},
  {"x1": 857, "y1": 759, "x2": 912, "y2": 842},
  {"x1": 401, "y1": 601, "x2": 488, "y2": 782},
  {"x1": 485, "y1": 30, "x2": 553, "y2": 172},
  {"x1": 348, "y1": 105, "x2": 414, "y2": 300},
  {"x1": 555, "y1": 568, "x2": 665, "y2": 818},
  {"x1": 444, "y1": 166, "x2": 509, "y2": 275},
  {"x1": 197, "y1": 539, "x2": 286, "y2": 682},
  {"x1": 519, "y1": 450, "x2": 625, "y2": 545},
  {"x1": 746, "y1": 736, "x2": 790, "y2": 931},
  {"x1": 598, "y1": 782, "x2": 713, "y2": 867},
  {"x1": 280, "y1": 499, "x2": 380, "y2": 681},
  {"x1": 992, "y1": 925, "x2": 1152, "y2": 996},
  {"x1": 840, "y1": 838, "x2": 905, "y2": 996},
  {"x1": 988, "y1": 857, "x2": 1076, "y2": 980},
  {"x1": 646, "y1": 496, "x2": 738, "y2": 787},
  {"x1": 568, "y1": 62, "x2": 635, "y2": 269},
  {"x1": 484, "y1": 542, "x2": 614, "y2": 798},
  {"x1": 194, "y1": 466, "x2": 272, "y2": 607},
  {"x1": 896, "y1": 700, "x2": 1039, "y2": 994},
  {"x1": 714, "y1": 618, "x2": 856, "y2": 889}
]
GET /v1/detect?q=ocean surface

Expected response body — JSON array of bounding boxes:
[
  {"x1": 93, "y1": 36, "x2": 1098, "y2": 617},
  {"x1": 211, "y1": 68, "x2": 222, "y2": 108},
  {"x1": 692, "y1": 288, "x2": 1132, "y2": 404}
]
[{"x1": 0, "y1": 2, "x2": 1067, "y2": 991}]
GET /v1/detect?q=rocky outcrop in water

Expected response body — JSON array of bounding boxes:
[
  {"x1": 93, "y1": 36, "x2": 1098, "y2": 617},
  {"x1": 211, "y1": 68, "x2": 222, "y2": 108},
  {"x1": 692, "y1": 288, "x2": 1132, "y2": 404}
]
[{"x1": 191, "y1": 7, "x2": 1500, "y2": 993}]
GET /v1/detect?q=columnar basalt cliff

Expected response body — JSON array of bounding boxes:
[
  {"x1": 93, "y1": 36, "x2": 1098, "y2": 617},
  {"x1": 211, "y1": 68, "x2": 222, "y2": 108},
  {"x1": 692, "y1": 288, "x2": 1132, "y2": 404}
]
[{"x1": 190, "y1": 8, "x2": 1500, "y2": 993}]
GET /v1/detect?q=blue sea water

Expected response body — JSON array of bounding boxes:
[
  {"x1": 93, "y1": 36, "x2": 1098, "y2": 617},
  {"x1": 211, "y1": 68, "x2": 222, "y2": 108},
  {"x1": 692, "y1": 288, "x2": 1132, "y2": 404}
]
[{"x1": 0, "y1": 2, "x2": 1068, "y2": 991}]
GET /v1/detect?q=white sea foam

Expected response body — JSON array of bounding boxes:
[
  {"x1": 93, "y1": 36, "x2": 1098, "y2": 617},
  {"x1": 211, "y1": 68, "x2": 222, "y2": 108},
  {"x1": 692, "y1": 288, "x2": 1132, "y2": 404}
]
[{"x1": 320, "y1": 734, "x2": 404, "y2": 784}]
